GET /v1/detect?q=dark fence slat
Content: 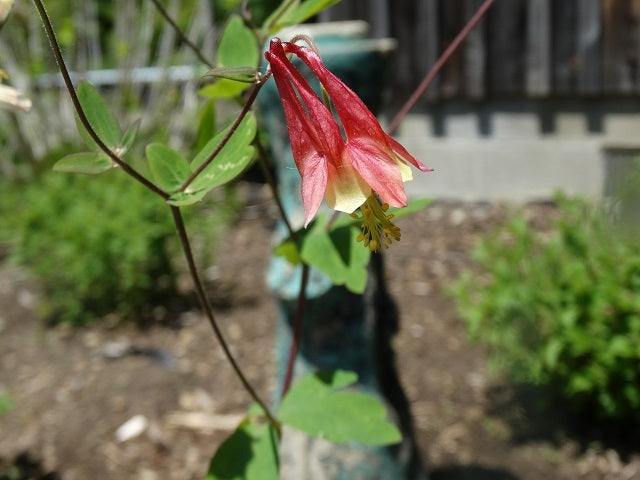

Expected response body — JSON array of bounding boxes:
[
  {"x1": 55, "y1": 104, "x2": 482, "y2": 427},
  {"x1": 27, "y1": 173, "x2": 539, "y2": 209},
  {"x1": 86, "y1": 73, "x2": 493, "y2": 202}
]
[
  {"x1": 576, "y1": 0, "x2": 602, "y2": 94},
  {"x1": 552, "y1": 0, "x2": 577, "y2": 94},
  {"x1": 463, "y1": 0, "x2": 487, "y2": 100},
  {"x1": 322, "y1": 0, "x2": 640, "y2": 100},
  {"x1": 416, "y1": 0, "x2": 440, "y2": 101},
  {"x1": 526, "y1": 0, "x2": 551, "y2": 97},
  {"x1": 439, "y1": 0, "x2": 465, "y2": 99},
  {"x1": 488, "y1": 0, "x2": 526, "y2": 96}
]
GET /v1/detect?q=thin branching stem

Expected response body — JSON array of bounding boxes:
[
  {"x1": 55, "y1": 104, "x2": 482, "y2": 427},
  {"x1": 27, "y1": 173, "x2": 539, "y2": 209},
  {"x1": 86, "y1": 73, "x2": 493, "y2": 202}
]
[
  {"x1": 387, "y1": 0, "x2": 495, "y2": 135},
  {"x1": 149, "y1": 0, "x2": 214, "y2": 69},
  {"x1": 32, "y1": 0, "x2": 169, "y2": 199},
  {"x1": 35, "y1": 0, "x2": 276, "y2": 423},
  {"x1": 171, "y1": 206, "x2": 277, "y2": 423}
]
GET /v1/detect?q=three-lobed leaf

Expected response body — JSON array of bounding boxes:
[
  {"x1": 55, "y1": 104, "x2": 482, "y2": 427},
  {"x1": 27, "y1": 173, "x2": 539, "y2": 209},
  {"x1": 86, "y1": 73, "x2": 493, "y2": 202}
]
[
  {"x1": 217, "y1": 15, "x2": 259, "y2": 70},
  {"x1": 273, "y1": 214, "x2": 371, "y2": 293},
  {"x1": 165, "y1": 113, "x2": 257, "y2": 206},
  {"x1": 186, "y1": 113, "x2": 257, "y2": 193},
  {"x1": 300, "y1": 220, "x2": 370, "y2": 293},
  {"x1": 278, "y1": 370, "x2": 401, "y2": 445}
]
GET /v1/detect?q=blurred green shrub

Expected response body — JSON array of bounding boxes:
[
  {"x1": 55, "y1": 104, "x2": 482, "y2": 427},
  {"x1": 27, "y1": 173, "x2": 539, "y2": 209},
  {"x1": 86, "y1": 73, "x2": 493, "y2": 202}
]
[
  {"x1": 0, "y1": 165, "x2": 237, "y2": 325},
  {"x1": 450, "y1": 194, "x2": 640, "y2": 422}
]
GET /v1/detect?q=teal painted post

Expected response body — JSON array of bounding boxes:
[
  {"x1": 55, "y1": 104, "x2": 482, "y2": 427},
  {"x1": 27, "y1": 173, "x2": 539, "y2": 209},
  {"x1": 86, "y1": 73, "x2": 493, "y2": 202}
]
[{"x1": 258, "y1": 24, "x2": 427, "y2": 480}]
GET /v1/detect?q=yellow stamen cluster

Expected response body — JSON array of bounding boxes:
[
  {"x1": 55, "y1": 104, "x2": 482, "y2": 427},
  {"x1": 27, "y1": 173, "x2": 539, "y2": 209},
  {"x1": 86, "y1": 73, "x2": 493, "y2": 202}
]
[{"x1": 351, "y1": 194, "x2": 401, "y2": 252}]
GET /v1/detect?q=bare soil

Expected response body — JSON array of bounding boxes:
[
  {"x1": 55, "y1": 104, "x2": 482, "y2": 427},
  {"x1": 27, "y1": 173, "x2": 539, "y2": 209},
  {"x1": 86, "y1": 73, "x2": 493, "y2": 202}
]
[{"x1": 1, "y1": 184, "x2": 639, "y2": 480}]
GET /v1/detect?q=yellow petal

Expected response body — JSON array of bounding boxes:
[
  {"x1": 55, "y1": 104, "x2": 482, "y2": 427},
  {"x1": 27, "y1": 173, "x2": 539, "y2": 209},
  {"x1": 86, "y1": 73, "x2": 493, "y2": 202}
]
[
  {"x1": 325, "y1": 164, "x2": 370, "y2": 213},
  {"x1": 396, "y1": 157, "x2": 413, "y2": 182}
]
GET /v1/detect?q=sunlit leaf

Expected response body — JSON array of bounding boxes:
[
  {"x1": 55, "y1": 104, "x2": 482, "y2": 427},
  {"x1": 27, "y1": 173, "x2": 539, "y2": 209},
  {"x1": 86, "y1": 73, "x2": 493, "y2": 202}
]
[
  {"x1": 199, "y1": 79, "x2": 250, "y2": 100},
  {"x1": 76, "y1": 81, "x2": 121, "y2": 150},
  {"x1": 280, "y1": 0, "x2": 342, "y2": 25},
  {"x1": 262, "y1": 0, "x2": 300, "y2": 32},
  {"x1": 206, "y1": 418, "x2": 279, "y2": 480},
  {"x1": 187, "y1": 113, "x2": 257, "y2": 193},
  {"x1": 278, "y1": 370, "x2": 401, "y2": 445},
  {"x1": 146, "y1": 143, "x2": 191, "y2": 193},
  {"x1": 53, "y1": 152, "x2": 115, "y2": 174},
  {"x1": 218, "y1": 15, "x2": 259, "y2": 69},
  {"x1": 299, "y1": 216, "x2": 370, "y2": 293}
]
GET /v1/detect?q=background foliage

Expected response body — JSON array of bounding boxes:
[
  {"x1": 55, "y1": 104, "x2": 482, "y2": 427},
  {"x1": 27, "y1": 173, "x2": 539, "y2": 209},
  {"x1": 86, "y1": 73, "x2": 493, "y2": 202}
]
[
  {"x1": 0, "y1": 160, "x2": 238, "y2": 325},
  {"x1": 450, "y1": 194, "x2": 640, "y2": 424}
]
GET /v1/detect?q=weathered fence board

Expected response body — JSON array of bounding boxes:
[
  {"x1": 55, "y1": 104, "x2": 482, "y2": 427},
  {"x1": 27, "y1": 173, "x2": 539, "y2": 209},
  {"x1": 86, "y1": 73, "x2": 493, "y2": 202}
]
[
  {"x1": 321, "y1": 0, "x2": 640, "y2": 101},
  {"x1": 526, "y1": 0, "x2": 551, "y2": 97}
]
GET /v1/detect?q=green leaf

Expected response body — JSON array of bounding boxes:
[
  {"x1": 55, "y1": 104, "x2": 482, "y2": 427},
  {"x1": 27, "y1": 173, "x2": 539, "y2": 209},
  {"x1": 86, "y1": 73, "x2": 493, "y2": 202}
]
[
  {"x1": 218, "y1": 15, "x2": 259, "y2": 69},
  {"x1": 300, "y1": 217, "x2": 370, "y2": 293},
  {"x1": 76, "y1": 81, "x2": 122, "y2": 149},
  {"x1": 146, "y1": 143, "x2": 191, "y2": 193},
  {"x1": 273, "y1": 239, "x2": 301, "y2": 265},
  {"x1": 206, "y1": 419, "x2": 279, "y2": 480},
  {"x1": 278, "y1": 370, "x2": 401, "y2": 445},
  {"x1": 281, "y1": 0, "x2": 342, "y2": 25},
  {"x1": 53, "y1": 152, "x2": 115, "y2": 174},
  {"x1": 263, "y1": 0, "x2": 300, "y2": 32},
  {"x1": 199, "y1": 79, "x2": 250, "y2": 100},
  {"x1": 166, "y1": 189, "x2": 209, "y2": 207},
  {"x1": 388, "y1": 197, "x2": 432, "y2": 219},
  {"x1": 118, "y1": 119, "x2": 141, "y2": 156},
  {"x1": 205, "y1": 66, "x2": 259, "y2": 83},
  {"x1": 187, "y1": 113, "x2": 257, "y2": 193},
  {"x1": 195, "y1": 100, "x2": 216, "y2": 153}
]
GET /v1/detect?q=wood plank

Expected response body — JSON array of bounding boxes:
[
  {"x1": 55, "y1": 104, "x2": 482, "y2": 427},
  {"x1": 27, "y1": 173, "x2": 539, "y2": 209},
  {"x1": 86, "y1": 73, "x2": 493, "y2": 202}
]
[
  {"x1": 488, "y1": 0, "x2": 526, "y2": 96},
  {"x1": 463, "y1": 0, "x2": 487, "y2": 99},
  {"x1": 439, "y1": 0, "x2": 464, "y2": 98},
  {"x1": 576, "y1": 0, "x2": 602, "y2": 94},
  {"x1": 525, "y1": 0, "x2": 551, "y2": 97},
  {"x1": 602, "y1": 0, "x2": 632, "y2": 93},
  {"x1": 411, "y1": 0, "x2": 439, "y2": 99},
  {"x1": 552, "y1": 0, "x2": 577, "y2": 94}
]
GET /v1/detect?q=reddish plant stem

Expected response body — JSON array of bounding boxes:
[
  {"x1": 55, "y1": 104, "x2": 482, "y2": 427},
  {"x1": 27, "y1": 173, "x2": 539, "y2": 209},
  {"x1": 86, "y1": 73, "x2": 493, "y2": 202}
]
[
  {"x1": 178, "y1": 82, "x2": 263, "y2": 193},
  {"x1": 35, "y1": 0, "x2": 276, "y2": 423},
  {"x1": 280, "y1": 263, "x2": 310, "y2": 398},
  {"x1": 171, "y1": 206, "x2": 277, "y2": 423},
  {"x1": 387, "y1": 0, "x2": 495, "y2": 135}
]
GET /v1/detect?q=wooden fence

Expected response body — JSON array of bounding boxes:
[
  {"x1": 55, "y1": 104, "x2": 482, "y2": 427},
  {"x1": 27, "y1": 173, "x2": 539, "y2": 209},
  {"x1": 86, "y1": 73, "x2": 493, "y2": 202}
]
[{"x1": 320, "y1": 0, "x2": 640, "y2": 101}]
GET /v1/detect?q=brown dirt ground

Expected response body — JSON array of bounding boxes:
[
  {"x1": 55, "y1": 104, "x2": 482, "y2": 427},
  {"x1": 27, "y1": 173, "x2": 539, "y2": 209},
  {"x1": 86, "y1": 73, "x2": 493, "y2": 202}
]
[{"x1": 1, "y1": 183, "x2": 639, "y2": 480}]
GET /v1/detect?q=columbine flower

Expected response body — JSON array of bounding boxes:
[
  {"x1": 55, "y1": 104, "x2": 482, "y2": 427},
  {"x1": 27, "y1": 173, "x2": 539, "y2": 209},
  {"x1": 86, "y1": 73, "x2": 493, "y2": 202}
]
[{"x1": 264, "y1": 38, "x2": 431, "y2": 251}]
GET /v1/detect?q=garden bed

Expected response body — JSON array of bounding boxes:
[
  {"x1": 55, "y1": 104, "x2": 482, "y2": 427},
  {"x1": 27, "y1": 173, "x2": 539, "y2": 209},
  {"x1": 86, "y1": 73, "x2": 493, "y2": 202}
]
[{"x1": 0, "y1": 184, "x2": 638, "y2": 480}]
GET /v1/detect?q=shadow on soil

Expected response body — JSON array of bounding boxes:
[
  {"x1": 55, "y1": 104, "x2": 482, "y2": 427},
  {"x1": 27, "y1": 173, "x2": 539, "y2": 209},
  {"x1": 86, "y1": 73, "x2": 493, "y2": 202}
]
[
  {"x1": 486, "y1": 383, "x2": 640, "y2": 459},
  {"x1": 0, "y1": 452, "x2": 60, "y2": 480},
  {"x1": 431, "y1": 464, "x2": 519, "y2": 480}
]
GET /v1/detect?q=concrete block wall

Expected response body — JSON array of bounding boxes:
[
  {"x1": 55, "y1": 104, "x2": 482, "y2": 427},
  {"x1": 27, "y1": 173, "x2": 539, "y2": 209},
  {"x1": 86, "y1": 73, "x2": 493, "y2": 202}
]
[{"x1": 392, "y1": 100, "x2": 640, "y2": 203}]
